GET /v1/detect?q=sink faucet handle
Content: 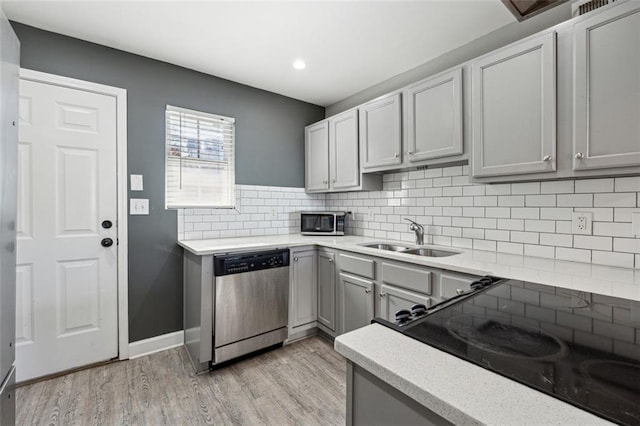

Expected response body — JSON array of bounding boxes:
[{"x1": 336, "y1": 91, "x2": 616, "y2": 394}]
[{"x1": 404, "y1": 218, "x2": 424, "y2": 230}]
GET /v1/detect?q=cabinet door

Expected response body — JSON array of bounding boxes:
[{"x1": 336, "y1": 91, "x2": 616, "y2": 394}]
[
  {"x1": 340, "y1": 273, "x2": 374, "y2": 334},
  {"x1": 290, "y1": 250, "x2": 317, "y2": 328},
  {"x1": 329, "y1": 110, "x2": 360, "y2": 190},
  {"x1": 573, "y1": 3, "x2": 640, "y2": 171},
  {"x1": 379, "y1": 285, "x2": 431, "y2": 322},
  {"x1": 472, "y1": 32, "x2": 556, "y2": 177},
  {"x1": 360, "y1": 93, "x2": 402, "y2": 169},
  {"x1": 317, "y1": 250, "x2": 336, "y2": 331},
  {"x1": 405, "y1": 68, "x2": 463, "y2": 162},
  {"x1": 305, "y1": 121, "x2": 329, "y2": 192}
]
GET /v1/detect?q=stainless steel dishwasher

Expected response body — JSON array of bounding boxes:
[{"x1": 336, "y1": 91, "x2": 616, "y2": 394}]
[{"x1": 213, "y1": 248, "x2": 289, "y2": 364}]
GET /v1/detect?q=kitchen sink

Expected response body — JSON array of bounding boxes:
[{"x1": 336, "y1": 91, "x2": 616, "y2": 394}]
[
  {"x1": 360, "y1": 242, "x2": 460, "y2": 257},
  {"x1": 402, "y1": 248, "x2": 459, "y2": 257},
  {"x1": 360, "y1": 243, "x2": 412, "y2": 252}
]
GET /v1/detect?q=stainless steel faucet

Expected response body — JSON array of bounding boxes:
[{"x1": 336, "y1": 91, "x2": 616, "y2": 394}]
[{"x1": 404, "y1": 218, "x2": 425, "y2": 245}]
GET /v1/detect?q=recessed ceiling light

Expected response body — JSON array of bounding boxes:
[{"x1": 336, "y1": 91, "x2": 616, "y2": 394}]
[{"x1": 292, "y1": 59, "x2": 306, "y2": 70}]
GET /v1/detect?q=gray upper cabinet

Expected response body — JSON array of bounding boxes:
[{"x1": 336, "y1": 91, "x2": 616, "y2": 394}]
[
  {"x1": 305, "y1": 121, "x2": 329, "y2": 192},
  {"x1": 360, "y1": 93, "x2": 402, "y2": 170},
  {"x1": 573, "y1": 2, "x2": 640, "y2": 171},
  {"x1": 405, "y1": 68, "x2": 463, "y2": 162},
  {"x1": 472, "y1": 32, "x2": 557, "y2": 177},
  {"x1": 329, "y1": 109, "x2": 360, "y2": 190},
  {"x1": 340, "y1": 273, "x2": 374, "y2": 334},
  {"x1": 317, "y1": 249, "x2": 336, "y2": 333}
]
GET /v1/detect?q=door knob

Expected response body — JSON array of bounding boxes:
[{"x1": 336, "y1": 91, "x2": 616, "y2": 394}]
[
  {"x1": 102, "y1": 220, "x2": 113, "y2": 229},
  {"x1": 101, "y1": 238, "x2": 114, "y2": 247},
  {"x1": 575, "y1": 152, "x2": 584, "y2": 160},
  {"x1": 328, "y1": 258, "x2": 333, "y2": 263},
  {"x1": 294, "y1": 257, "x2": 299, "y2": 262},
  {"x1": 543, "y1": 155, "x2": 551, "y2": 162},
  {"x1": 379, "y1": 292, "x2": 386, "y2": 298},
  {"x1": 364, "y1": 288, "x2": 371, "y2": 294}
]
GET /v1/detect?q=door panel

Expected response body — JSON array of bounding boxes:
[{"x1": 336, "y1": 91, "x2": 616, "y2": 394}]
[
  {"x1": 406, "y1": 68, "x2": 463, "y2": 162},
  {"x1": 305, "y1": 121, "x2": 329, "y2": 191},
  {"x1": 573, "y1": 3, "x2": 640, "y2": 170},
  {"x1": 472, "y1": 32, "x2": 556, "y2": 177},
  {"x1": 16, "y1": 79, "x2": 118, "y2": 381},
  {"x1": 330, "y1": 110, "x2": 359, "y2": 189},
  {"x1": 340, "y1": 273, "x2": 374, "y2": 334},
  {"x1": 360, "y1": 93, "x2": 402, "y2": 170},
  {"x1": 379, "y1": 285, "x2": 431, "y2": 322},
  {"x1": 317, "y1": 250, "x2": 336, "y2": 332}
]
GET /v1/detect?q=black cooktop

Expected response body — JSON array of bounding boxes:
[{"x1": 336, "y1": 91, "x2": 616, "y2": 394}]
[{"x1": 375, "y1": 280, "x2": 640, "y2": 425}]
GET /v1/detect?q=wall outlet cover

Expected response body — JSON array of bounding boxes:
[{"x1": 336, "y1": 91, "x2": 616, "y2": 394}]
[
  {"x1": 130, "y1": 198, "x2": 149, "y2": 215},
  {"x1": 571, "y1": 211, "x2": 592, "y2": 235}
]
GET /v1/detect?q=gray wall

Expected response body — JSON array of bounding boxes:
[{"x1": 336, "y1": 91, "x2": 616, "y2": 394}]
[
  {"x1": 326, "y1": 2, "x2": 572, "y2": 116},
  {"x1": 12, "y1": 22, "x2": 325, "y2": 342}
]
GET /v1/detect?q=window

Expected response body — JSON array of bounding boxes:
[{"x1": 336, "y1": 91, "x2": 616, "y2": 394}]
[{"x1": 165, "y1": 105, "x2": 235, "y2": 209}]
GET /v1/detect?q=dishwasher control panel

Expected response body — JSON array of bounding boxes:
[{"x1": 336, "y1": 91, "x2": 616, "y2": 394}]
[{"x1": 214, "y1": 249, "x2": 290, "y2": 276}]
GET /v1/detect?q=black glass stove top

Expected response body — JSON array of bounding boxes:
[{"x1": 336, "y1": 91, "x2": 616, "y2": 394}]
[{"x1": 376, "y1": 280, "x2": 640, "y2": 425}]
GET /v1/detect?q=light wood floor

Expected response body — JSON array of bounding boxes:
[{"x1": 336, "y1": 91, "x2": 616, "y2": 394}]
[{"x1": 16, "y1": 336, "x2": 346, "y2": 425}]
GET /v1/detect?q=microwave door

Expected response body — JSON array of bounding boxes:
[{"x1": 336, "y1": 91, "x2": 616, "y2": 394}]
[{"x1": 319, "y1": 216, "x2": 334, "y2": 232}]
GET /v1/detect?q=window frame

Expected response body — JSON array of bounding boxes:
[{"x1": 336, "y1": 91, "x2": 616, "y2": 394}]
[{"x1": 164, "y1": 104, "x2": 236, "y2": 209}]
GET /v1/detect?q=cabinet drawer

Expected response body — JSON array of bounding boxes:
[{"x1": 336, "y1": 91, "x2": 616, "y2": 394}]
[
  {"x1": 381, "y1": 262, "x2": 431, "y2": 295},
  {"x1": 339, "y1": 253, "x2": 375, "y2": 279},
  {"x1": 439, "y1": 272, "x2": 479, "y2": 300}
]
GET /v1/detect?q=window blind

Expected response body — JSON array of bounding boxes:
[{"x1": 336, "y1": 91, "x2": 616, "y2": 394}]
[{"x1": 165, "y1": 105, "x2": 235, "y2": 209}]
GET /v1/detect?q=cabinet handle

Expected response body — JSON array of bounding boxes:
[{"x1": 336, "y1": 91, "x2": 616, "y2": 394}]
[
  {"x1": 394, "y1": 154, "x2": 399, "y2": 158},
  {"x1": 328, "y1": 258, "x2": 333, "y2": 263},
  {"x1": 364, "y1": 288, "x2": 371, "y2": 294},
  {"x1": 543, "y1": 155, "x2": 551, "y2": 162},
  {"x1": 294, "y1": 257, "x2": 299, "y2": 262},
  {"x1": 408, "y1": 151, "x2": 413, "y2": 155},
  {"x1": 379, "y1": 292, "x2": 386, "y2": 298},
  {"x1": 456, "y1": 288, "x2": 464, "y2": 295},
  {"x1": 332, "y1": 179, "x2": 336, "y2": 183},
  {"x1": 575, "y1": 152, "x2": 584, "y2": 160}
]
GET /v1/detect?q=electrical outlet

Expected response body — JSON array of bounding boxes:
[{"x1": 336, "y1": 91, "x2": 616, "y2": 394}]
[
  {"x1": 571, "y1": 211, "x2": 592, "y2": 235},
  {"x1": 268, "y1": 207, "x2": 278, "y2": 221},
  {"x1": 130, "y1": 198, "x2": 149, "y2": 215}
]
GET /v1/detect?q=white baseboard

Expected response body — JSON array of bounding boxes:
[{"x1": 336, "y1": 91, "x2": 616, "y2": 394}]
[{"x1": 128, "y1": 330, "x2": 184, "y2": 359}]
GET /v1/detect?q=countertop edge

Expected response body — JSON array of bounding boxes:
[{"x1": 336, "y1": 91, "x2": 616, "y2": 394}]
[{"x1": 334, "y1": 324, "x2": 611, "y2": 426}]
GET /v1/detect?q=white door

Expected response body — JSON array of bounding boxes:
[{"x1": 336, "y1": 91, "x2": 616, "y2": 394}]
[
  {"x1": 15, "y1": 79, "x2": 118, "y2": 381},
  {"x1": 305, "y1": 121, "x2": 329, "y2": 192}
]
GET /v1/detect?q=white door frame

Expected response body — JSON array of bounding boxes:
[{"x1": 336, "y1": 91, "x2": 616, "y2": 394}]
[{"x1": 19, "y1": 68, "x2": 130, "y2": 360}]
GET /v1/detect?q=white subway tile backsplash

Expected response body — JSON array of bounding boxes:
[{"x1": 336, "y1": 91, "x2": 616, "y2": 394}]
[
  {"x1": 614, "y1": 176, "x2": 640, "y2": 192},
  {"x1": 180, "y1": 166, "x2": 640, "y2": 269},
  {"x1": 594, "y1": 193, "x2": 636, "y2": 208},
  {"x1": 557, "y1": 194, "x2": 593, "y2": 207},
  {"x1": 575, "y1": 178, "x2": 614, "y2": 194}
]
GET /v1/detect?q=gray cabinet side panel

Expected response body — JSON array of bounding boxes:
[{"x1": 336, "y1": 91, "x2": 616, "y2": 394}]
[
  {"x1": 347, "y1": 362, "x2": 453, "y2": 426},
  {"x1": 183, "y1": 252, "x2": 212, "y2": 373}
]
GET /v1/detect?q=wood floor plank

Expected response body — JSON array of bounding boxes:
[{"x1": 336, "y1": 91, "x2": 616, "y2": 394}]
[{"x1": 17, "y1": 336, "x2": 345, "y2": 425}]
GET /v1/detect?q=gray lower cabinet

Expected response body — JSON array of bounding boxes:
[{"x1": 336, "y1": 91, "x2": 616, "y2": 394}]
[
  {"x1": 340, "y1": 273, "x2": 374, "y2": 334},
  {"x1": 360, "y1": 92, "x2": 402, "y2": 171},
  {"x1": 347, "y1": 361, "x2": 453, "y2": 426},
  {"x1": 405, "y1": 68, "x2": 463, "y2": 162},
  {"x1": 471, "y1": 31, "x2": 557, "y2": 177},
  {"x1": 317, "y1": 249, "x2": 336, "y2": 333},
  {"x1": 289, "y1": 249, "x2": 317, "y2": 332},
  {"x1": 573, "y1": 2, "x2": 640, "y2": 171},
  {"x1": 378, "y1": 284, "x2": 431, "y2": 322}
]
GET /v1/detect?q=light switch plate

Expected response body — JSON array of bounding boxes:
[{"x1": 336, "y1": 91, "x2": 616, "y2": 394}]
[
  {"x1": 130, "y1": 174, "x2": 143, "y2": 191},
  {"x1": 130, "y1": 198, "x2": 149, "y2": 215},
  {"x1": 632, "y1": 212, "x2": 640, "y2": 237}
]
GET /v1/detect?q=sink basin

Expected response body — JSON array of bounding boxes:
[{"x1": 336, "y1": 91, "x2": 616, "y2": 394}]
[
  {"x1": 361, "y1": 243, "x2": 412, "y2": 252},
  {"x1": 402, "y1": 248, "x2": 459, "y2": 257}
]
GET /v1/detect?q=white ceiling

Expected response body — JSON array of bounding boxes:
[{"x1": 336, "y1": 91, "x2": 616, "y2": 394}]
[{"x1": 2, "y1": 1, "x2": 516, "y2": 106}]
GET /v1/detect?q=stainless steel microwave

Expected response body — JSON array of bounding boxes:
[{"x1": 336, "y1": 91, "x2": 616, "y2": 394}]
[{"x1": 300, "y1": 211, "x2": 347, "y2": 235}]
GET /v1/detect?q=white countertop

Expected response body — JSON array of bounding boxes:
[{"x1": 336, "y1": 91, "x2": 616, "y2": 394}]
[
  {"x1": 335, "y1": 324, "x2": 610, "y2": 425},
  {"x1": 178, "y1": 234, "x2": 640, "y2": 301}
]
